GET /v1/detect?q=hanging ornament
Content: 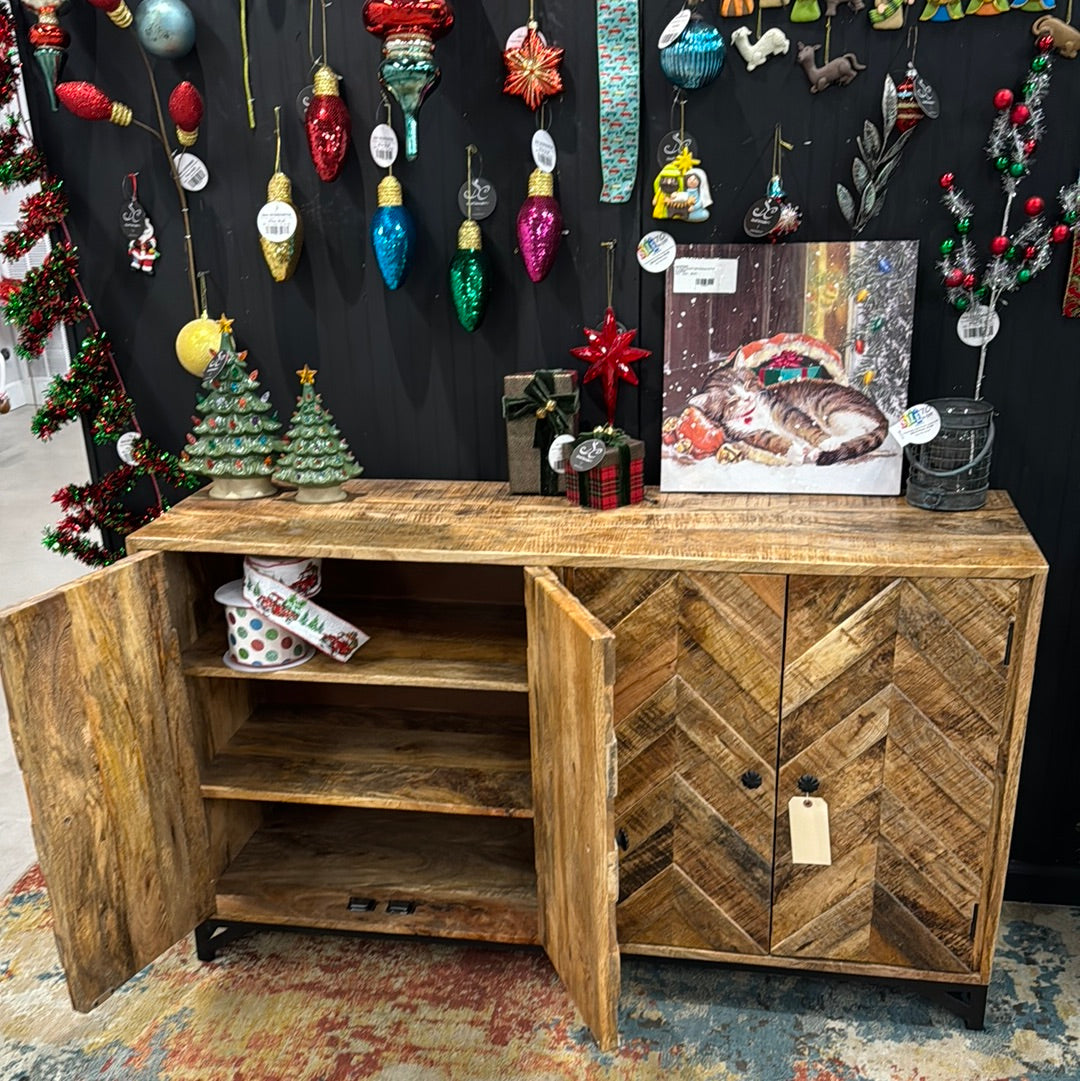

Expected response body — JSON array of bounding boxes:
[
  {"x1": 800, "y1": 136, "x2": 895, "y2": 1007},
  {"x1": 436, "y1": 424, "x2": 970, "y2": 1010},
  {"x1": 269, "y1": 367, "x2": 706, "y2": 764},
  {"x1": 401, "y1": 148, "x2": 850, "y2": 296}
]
[
  {"x1": 652, "y1": 143, "x2": 713, "y2": 222},
  {"x1": 795, "y1": 40, "x2": 865, "y2": 92},
  {"x1": 503, "y1": 6, "x2": 564, "y2": 110},
  {"x1": 133, "y1": 0, "x2": 196, "y2": 58},
  {"x1": 659, "y1": 5, "x2": 726, "y2": 91},
  {"x1": 167, "y1": 81, "x2": 203, "y2": 148},
  {"x1": 745, "y1": 125, "x2": 799, "y2": 240},
  {"x1": 570, "y1": 243, "x2": 650, "y2": 428},
  {"x1": 176, "y1": 276, "x2": 221, "y2": 376},
  {"x1": 791, "y1": 0, "x2": 822, "y2": 19},
  {"x1": 22, "y1": 1, "x2": 69, "y2": 111},
  {"x1": 362, "y1": 0, "x2": 455, "y2": 162},
  {"x1": 730, "y1": 25, "x2": 790, "y2": 71},
  {"x1": 87, "y1": 0, "x2": 132, "y2": 27},
  {"x1": 305, "y1": 65, "x2": 351, "y2": 183},
  {"x1": 919, "y1": 0, "x2": 964, "y2": 19},
  {"x1": 449, "y1": 146, "x2": 491, "y2": 332},
  {"x1": 517, "y1": 167, "x2": 563, "y2": 282},
  {"x1": 870, "y1": 0, "x2": 915, "y2": 29},
  {"x1": 964, "y1": 0, "x2": 1008, "y2": 15},
  {"x1": 371, "y1": 175, "x2": 414, "y2": 290},
  {"x1": 55, "y1": 81, "x2": 132, "y2": 126},
  {"x1": 258, "y1": 108, "x2": 303, "y2": 284},
  {"x1": 1032, "y1": 17, "x2": 1080, "y2": 58},
  {"x1": 120, "y1": 173, "x2": 159, "y2": 275}
]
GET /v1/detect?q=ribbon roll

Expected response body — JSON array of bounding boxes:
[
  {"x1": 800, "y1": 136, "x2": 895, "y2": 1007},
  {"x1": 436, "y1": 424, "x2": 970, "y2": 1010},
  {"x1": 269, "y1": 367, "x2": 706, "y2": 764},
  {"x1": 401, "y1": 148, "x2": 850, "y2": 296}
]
[{"x1": 597, "y1": 0, "x2": 641, "y2": 204}]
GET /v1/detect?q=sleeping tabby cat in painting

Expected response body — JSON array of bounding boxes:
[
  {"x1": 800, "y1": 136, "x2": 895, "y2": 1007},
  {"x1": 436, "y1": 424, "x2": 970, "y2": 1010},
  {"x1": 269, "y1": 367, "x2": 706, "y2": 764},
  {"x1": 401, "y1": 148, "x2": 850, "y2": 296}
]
[{"x1": 689, "y1": 367, "x2": 888, "y2": 466}]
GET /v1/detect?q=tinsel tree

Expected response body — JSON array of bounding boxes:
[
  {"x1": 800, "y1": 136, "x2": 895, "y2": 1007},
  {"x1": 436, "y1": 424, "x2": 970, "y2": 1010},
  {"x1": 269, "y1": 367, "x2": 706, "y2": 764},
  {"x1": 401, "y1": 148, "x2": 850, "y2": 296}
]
[
  {"x1": 272, "y1": 366, "x2": 362, "y2": 504},
  {"x1": 179, "y1": 320, "x2": 285, "y2": 500},
  {"x1": 936, "y1": 31, "x2": 1080, "y2": 399},
  {"x1": 0, "y1": 3, "x2": 196, "y2": 566}
]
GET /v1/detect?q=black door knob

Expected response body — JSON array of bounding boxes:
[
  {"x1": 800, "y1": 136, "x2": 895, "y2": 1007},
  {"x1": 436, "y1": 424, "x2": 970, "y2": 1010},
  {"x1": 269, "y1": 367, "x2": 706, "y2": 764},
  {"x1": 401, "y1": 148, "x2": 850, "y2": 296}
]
[
  {"x1": 740, "y1": 770, "x2": 763, "y2": 790},
  {"x1": 797, "y1": 774, "x2": 820, "y2": 795}
]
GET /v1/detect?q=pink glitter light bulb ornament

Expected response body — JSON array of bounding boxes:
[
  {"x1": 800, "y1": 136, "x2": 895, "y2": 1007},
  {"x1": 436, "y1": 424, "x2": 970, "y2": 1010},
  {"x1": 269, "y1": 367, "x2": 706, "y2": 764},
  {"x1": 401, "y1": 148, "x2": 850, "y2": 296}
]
[{"x1": 516, "y1": 168, "x2": 562, "y2": 283}]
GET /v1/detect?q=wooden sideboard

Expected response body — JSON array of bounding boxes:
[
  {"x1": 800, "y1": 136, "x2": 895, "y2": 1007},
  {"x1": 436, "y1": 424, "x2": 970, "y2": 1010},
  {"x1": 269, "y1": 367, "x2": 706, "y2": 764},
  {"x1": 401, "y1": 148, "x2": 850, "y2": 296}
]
[{"x1": 0, "y1": 482, "x2": 1047, "y2": 1050}]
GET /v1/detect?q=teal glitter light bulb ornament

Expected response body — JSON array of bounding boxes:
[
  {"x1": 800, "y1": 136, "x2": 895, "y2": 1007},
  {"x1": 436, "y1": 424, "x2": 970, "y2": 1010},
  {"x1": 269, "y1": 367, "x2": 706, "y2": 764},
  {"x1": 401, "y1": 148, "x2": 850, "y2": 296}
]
[
  {"x1": 371, "y1": 174, "x2": 414, "y2": 290},
  {"x1": 449, "y1": 145, "x2": 491, "y2": 331}
]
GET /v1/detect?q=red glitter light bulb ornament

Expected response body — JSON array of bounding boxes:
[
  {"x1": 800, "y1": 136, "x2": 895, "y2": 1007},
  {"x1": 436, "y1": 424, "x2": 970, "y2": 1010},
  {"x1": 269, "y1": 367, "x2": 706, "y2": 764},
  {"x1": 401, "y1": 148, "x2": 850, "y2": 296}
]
[
  {"x1": 305, "y1": 65, "x2": 351, "y2": 183},
  {"x1": 86, "y1": 0, "x2": 133, "y2": 27},
  {"x1": 56, "y1": 81, "x2": 132, "y2": 126},
  {"x1": 168, "y1": 81, "x2": 203, "y2": 147},
  {"x1": 23, "y1": 0, "x2": 70, "y2": 111}
]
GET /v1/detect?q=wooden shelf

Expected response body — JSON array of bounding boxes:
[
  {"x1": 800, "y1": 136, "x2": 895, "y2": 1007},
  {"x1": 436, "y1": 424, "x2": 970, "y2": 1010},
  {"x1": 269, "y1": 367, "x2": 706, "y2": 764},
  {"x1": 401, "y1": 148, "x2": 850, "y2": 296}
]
[
  {"x1": 213, "y1": 806, "x2": 539, "y2": 945},
  {"x1": 201, "y1": 704, "x2": 533, "y2": 818},
  {"x1": 183, "y1": 600, "x2": 528, "y2": 692}
]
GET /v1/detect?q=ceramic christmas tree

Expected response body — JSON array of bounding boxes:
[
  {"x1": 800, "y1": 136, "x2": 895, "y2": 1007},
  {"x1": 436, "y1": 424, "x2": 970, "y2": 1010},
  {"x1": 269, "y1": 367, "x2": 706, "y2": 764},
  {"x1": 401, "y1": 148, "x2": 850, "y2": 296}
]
[
  {"x1": 179, "y1": 317, "x2": 285, "y2": 499},
  {"x1": 272, "y1": 366, "x2": 362, "y2": 503}
]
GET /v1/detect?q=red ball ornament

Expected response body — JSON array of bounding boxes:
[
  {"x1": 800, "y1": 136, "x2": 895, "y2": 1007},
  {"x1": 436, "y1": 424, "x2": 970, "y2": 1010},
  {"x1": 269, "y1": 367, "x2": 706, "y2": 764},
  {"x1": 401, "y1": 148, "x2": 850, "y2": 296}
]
[
  {"x1": 305, "y1": 65, "x2": 351, "y2": 183},
  {"x1": 945, "y1": 268, "x2": 964, "y2": 287},
  {"x1": 938, "y1": 172, "x2": 955, "y2": 190},
  {"x1": 1036, "y1": 32, "x2": 1055, "y2": 53},
  {"x1": 989, "y1": 235, "x2": 1009, "y2": 256},
  {"x1": 993, "y1": 89, "x2": 1014, "y2": 111},
  {"x1": 1010, "y1": 104, "x2": 1031, "y2": 126},
  {"x1": 1024, "y1": 196, "x2": 1045, "y2": 217},
  {"x1": 1052, "y1": 223, "x2": 1072, "y2": 243},
  {"x1": 963, "y1": 273, "x2": 976, "y2": 290},
  {"x1": 168, "y1": 81, "x2": 203, "y2": 147},
  {"x1": 1024, "y1": 245, "x2": 1037, "y2": 260},
  {"x1": 1024, "y1": 139, "x2": 1037, "y2": 156}
]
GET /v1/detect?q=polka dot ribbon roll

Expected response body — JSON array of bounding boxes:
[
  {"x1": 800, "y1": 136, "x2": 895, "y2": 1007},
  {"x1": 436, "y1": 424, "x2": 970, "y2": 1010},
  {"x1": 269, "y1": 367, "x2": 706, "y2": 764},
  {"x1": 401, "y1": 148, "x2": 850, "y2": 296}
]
[
  {"x1": 242, "y1": 556, "x2": 369, "y2": 663},
  {"x1": 597, "y1": 0, "x2": 640, "y2": 204}
]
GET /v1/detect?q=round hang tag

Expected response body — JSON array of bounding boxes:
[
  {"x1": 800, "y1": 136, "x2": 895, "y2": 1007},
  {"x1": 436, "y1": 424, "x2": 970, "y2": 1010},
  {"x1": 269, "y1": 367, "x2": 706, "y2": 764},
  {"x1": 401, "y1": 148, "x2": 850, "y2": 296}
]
[
  {"x1": 457, "y1": 177, "x2": 497, "y2": 220},
  {"x1": 656, "y1": 130, "x2": 698, "y2": 166},
  {"x1": 370, "y1": 123, "x2": 399, "y2": 168},
  {"x1": 956, "y1": 304, "x2": 1001, "y2": 348},
  {"x1": 296, "y1": 84, "x2": 315, "y2": 122},
  {"x1": 637, "y1": 231, "x2": 677, "y2": 273},
  {"x1": 532, "y1": 129, "x2": 557, "y2": 173},
  {"x1": 892, "y1": 404, "x2": 942, "y2": 446},
  {"x1": 658, "y1": 9, "x2": 691, "y2": 49},
  {"x1": 257, "y1": 201, "x2": 299, "y2": 242},
  {"x1": 506, "y1": 24, "x2": 547, "y2": 49},
  {"x1": 548, "y1": 434, "x2": 575, "y2": 474},
  {"x1": 743, "y1": 198, "x2": 781, "y2": 239},
  {"x1": 570, "y1": 438, "x2": 608, "y2": 473},
  {"x1": 173, "y1": 152, "x2": 209, "y2": 192},
  {"x1": 116, "y1": 431, "x2": 141, "y2": 465}
]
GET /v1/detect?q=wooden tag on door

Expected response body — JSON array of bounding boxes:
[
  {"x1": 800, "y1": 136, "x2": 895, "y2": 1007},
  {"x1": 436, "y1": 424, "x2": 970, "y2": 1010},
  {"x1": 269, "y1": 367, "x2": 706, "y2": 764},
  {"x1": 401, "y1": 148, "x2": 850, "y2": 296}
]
[{"x1": 789, "y1": 796, "x2": 831, "y2": 865}]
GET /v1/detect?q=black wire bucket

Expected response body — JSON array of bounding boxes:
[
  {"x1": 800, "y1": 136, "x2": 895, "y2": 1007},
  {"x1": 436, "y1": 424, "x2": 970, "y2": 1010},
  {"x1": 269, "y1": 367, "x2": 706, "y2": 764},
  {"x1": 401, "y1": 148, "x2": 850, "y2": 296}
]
[{"x1": 905, "y1": 398, "x2": 995, "y2": 512}]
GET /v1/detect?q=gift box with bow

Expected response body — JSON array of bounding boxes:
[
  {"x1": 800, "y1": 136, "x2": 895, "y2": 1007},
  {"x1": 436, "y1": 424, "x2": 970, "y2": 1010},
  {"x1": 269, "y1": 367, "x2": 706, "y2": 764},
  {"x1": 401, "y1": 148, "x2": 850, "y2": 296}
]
[
  {"x1": 564, "y1": 427, "x2": 645, "y2": 510},
  {"x1": 502, "y1": 369, "x2": 579, "y2": 495}
]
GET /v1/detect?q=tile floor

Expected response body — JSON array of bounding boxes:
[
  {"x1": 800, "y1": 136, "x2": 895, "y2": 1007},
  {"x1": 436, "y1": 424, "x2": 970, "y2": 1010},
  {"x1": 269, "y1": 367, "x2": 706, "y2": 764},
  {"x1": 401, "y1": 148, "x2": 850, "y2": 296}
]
[{"x1": 0, "y1": 407, "x2": 92, "y2": 891}]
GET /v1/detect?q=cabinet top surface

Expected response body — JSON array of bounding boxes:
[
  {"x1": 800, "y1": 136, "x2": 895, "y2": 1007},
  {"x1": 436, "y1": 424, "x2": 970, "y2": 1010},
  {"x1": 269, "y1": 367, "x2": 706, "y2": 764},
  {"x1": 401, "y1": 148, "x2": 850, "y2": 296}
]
[{"x1": 126, "y1": 481, "x2": 1047, "y2": 578}]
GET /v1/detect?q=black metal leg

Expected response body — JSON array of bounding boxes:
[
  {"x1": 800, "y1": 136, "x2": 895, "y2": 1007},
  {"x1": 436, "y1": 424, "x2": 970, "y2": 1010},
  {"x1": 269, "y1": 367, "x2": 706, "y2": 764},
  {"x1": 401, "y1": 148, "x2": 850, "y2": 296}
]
[
  {"x1": 927, "y1": 983, "x2": 989, "y2": 1029},
  {"x1": 194, "y1": 920, "x2": 251, "y2": 962}
]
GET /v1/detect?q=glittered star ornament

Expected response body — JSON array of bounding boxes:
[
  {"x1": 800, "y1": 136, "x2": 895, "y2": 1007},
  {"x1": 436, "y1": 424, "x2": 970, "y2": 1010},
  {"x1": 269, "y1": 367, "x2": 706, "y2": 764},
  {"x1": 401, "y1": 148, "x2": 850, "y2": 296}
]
[
  {"x1": 503, "y1": 23, "x2": 564, "y2": 111},
  {"x1": 570, "y1": 307, "x2": 651, "y2": 426}
]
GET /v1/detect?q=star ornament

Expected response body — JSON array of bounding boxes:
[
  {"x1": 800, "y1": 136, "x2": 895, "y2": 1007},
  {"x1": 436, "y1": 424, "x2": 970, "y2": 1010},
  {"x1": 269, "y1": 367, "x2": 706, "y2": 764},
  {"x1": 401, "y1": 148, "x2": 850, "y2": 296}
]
[
  {"x1": 503, "y1": 24, "x2": 564, "y2": 111},
  {"x1": 570, "y1": 307, "x2": 651, "y2": 427}
]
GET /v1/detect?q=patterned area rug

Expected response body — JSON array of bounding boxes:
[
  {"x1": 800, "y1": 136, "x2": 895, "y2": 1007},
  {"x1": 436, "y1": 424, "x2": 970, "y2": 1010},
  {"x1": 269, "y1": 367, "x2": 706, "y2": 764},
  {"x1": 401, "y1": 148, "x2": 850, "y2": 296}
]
[{"x1": 1, "y1": 866, "x2": 1078, "y2": 1080}]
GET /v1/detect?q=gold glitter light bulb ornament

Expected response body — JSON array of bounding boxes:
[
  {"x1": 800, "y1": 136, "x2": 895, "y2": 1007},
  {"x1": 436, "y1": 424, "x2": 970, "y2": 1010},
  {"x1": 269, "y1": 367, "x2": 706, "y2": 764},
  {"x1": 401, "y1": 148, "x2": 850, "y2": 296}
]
[{"x1": 258, "y1": 107, "x2": 303, "y2": 283}]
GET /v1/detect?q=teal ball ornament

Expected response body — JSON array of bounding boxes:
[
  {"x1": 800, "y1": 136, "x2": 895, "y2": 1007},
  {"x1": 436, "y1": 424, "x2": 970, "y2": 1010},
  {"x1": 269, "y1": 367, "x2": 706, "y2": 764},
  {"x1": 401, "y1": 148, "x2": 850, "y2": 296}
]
[
  {"x1": 659, "y1": 12, "x2": 725, "y2": 91},
  {"x1": 371, "y1": 175, "x2": 414, "y2": 291},
  {"x1": 135, "y1": 0, "x2": 196, "y2": 58}
]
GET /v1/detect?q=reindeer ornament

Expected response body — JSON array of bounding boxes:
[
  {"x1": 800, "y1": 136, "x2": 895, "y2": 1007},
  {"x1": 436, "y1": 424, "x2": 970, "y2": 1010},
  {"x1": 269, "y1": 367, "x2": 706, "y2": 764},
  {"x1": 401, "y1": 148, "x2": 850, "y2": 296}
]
[{"x1": 795, "y1": 40, "x2": 865, "y2": 92}]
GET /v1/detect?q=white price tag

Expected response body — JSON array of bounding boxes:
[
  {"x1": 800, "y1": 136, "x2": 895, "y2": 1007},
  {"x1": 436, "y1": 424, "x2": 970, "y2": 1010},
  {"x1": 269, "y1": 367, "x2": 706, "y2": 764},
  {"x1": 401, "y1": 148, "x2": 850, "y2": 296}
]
[
  {"x1": 369, "y1": 123, "x2": 399, "y2": 168},
  {"x1": 548, "y1": 433, "x2": 575, "y2": 474},
  {"x1": 658, "y1": 9, "x2": 691, "y2": 48},
  {"x1": 173, "y1": 152, "x2": 209, "y2": 192},
  {"x1": 257, "y1": 201, "x2": 298, "y2": 241},
  {"x1": 637, "y1": 231, "x2": 677, "y2": 273},
  {"x1": 956, "y1": 304, "x2": 1001, "y2": 348},
  {"x1": 672, "y1": 257, "x2": 738, "y2": 294},
  {"x1": 506, "y1": 24, "x2": 547, "y2": 49},
  {"x1": 789, "y1": 796, "x2": 831, "y2": 866},
  {"x1": 889, "y1": 403, "x2": 942, "y2": 447},
  {"x1": 531, "y1": 129, "x2": 557, "y2": 173},
  {"x1": 116, "y1": 431, "x2": 140, "y2": 465}
]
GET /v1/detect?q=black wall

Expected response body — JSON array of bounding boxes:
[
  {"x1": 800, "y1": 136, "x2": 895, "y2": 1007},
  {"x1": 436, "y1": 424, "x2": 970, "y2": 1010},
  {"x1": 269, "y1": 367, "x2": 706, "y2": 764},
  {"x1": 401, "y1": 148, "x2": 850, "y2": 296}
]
[{"x1": 14, "y1": 1, "x2": 1080, "y2": 899}]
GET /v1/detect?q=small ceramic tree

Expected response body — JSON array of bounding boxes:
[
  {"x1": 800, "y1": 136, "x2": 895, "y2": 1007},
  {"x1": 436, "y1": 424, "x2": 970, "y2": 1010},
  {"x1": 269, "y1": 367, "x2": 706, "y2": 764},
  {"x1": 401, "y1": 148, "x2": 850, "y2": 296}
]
[
  {"x1": 273, "y1": 366, "x2": 362, "y2": 503},
  {"x1": 179, "y1": 317, "x2": 285, "y2": 499}
]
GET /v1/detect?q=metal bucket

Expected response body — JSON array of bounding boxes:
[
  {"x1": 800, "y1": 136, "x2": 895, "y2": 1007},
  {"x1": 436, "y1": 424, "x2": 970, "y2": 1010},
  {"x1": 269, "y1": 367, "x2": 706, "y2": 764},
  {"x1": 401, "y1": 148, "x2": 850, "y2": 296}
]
[{"x1": 905, "y1": 398, "x2": 995, "y2": 512}]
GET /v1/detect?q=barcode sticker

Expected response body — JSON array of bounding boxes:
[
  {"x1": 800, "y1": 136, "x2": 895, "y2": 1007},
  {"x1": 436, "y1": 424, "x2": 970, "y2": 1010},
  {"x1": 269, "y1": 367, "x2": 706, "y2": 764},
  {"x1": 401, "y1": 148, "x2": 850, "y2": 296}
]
[
  {"x1": 257, "y1": 201, "x2": 298, "y2": 241},
  {"x1": 672, "y1": 257, "x2": 738, "y2": 294}
]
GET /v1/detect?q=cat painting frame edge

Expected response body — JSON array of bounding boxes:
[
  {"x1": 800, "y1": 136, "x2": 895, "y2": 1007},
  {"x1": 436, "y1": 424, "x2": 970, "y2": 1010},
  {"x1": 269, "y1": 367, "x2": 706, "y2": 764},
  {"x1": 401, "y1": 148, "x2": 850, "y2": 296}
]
[{"x1": 659, "y1": 239, "x2": 919, "y2": 497}]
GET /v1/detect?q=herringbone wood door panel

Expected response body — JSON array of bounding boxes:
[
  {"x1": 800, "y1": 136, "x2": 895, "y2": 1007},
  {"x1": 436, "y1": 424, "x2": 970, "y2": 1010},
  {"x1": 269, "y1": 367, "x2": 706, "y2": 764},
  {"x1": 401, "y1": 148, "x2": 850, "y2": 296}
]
[
  {"x1": 772, "y1": 576, "x2": 1019, "y2": 973},
  {"x1": 572, "y1": 570, "x2": 784, "y2": 953}
]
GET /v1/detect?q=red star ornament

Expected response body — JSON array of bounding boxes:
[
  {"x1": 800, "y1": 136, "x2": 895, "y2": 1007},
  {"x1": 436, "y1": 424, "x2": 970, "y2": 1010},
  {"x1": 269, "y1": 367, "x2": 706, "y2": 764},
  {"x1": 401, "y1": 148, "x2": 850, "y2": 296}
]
[
  {"x1": 570, "y1": 307, "x2": 651, "y2": 426},
  {"x1": 503, "y1": 25, "x2": 564, "y2": 111}
]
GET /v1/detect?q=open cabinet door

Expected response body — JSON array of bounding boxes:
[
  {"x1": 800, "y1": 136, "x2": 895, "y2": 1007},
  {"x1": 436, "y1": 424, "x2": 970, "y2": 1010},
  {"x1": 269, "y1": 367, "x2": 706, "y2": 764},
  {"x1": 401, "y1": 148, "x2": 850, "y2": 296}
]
[
  {"x1": 524, "y1": 567, "x2": 620, "y2": 1051},
  {"x1": 0, "y1": 551, "x2": 212, "y2": 1011}
]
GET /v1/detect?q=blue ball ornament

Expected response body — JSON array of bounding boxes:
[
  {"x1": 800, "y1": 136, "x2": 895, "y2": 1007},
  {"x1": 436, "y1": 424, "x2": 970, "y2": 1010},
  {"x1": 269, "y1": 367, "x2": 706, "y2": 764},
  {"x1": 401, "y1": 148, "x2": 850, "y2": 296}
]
[
  {"x1": 659, "y1": 13, "x2": 725, "y2": 91},
  {"x1": 135, "y1": 0, "x2": 196, "y2": 59}
]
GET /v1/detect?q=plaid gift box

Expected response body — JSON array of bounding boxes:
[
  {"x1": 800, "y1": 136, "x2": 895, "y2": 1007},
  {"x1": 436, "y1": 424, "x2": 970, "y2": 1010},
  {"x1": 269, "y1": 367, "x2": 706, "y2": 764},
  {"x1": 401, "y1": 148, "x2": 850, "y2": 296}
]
[
  {"x1": 565, "y1": 430, "x2": 645, "y2": 510},
  {"x1": 502, "y1": 370, "x2": 579, "y2": 495}
]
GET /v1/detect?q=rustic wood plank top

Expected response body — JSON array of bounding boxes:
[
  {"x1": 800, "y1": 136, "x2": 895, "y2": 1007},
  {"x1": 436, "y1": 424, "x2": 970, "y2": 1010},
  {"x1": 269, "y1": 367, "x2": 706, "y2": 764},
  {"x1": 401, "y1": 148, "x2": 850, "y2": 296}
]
[{"x1": 127, "y1": 482, "x2": 1048, "y2": 578}]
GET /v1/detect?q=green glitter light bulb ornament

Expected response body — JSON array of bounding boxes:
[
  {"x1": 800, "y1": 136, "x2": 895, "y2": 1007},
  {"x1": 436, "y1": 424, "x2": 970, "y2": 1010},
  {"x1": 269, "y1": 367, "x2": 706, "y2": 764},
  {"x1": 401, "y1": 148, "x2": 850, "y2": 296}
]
[{"x1": 449, "y1": 219, "x2": 490, "y2": 332}]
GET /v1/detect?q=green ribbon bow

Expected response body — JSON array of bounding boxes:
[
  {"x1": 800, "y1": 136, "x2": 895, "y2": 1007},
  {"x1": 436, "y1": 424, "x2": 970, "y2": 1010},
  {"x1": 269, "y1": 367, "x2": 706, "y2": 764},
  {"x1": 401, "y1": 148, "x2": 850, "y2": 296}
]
[{"x1": 502, "y1": 371, "x2": 580, "y2": 495}]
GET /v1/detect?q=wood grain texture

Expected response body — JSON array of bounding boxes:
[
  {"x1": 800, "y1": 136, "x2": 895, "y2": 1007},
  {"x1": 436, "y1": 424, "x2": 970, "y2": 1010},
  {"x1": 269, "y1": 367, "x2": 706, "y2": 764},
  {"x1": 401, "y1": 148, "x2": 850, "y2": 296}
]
[
  {"x1": 214, "y1": 806, "x2": 538, "y2": 944},
  {"x1": 525, "y1": 568, "x2": 620, "y2": 1052},
  {"x1": 127, "y1": 485, "x2": 1047, "y2": 579},
  {"x1": 201, "y1": 705, "x2": 533, "y2": 817},
  {"x1": 772, "y1": 576, "x2": 1019, "y2": 976},
  {"x1": 0, "y1": 552, "x2": 212, "y2": 1011}
]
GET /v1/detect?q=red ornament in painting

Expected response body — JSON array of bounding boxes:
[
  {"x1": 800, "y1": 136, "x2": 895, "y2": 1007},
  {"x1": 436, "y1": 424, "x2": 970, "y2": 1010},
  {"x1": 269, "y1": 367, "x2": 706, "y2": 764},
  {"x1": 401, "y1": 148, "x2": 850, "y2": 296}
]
[
  {"x1": 305, "y1": 65, "x2": 351, "y2": 182},
  {"x1": 895, "y1": 78, "x2": 923, "y2": 133},
  {"x1": 569, "y1": 307, "x2": 650, "y2": 427},
  {"x1": 503, "y1": 23, "x2": 564, "y2": 111}
]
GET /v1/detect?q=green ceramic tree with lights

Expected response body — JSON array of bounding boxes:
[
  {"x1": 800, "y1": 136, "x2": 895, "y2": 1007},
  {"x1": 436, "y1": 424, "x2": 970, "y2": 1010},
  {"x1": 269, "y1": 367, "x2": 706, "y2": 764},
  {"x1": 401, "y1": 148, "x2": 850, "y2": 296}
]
[{"x1": 272, "y1": 365, "x2": 363, "y2": 503}]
